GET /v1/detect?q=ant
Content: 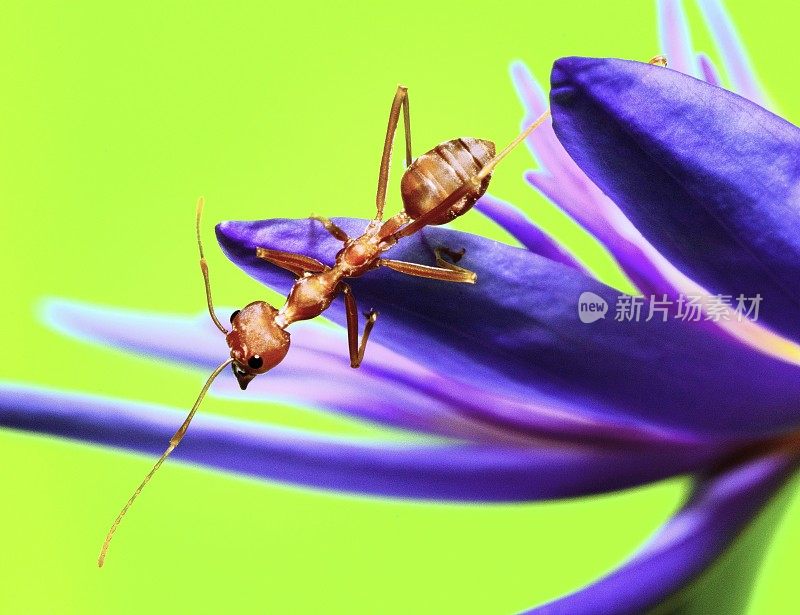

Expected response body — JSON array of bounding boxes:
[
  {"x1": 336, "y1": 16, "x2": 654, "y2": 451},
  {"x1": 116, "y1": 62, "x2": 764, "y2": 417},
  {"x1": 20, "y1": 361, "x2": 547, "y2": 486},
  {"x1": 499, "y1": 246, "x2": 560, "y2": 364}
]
[{"x1": 98, "y1": 84, "x2": 551, "y2": 566}]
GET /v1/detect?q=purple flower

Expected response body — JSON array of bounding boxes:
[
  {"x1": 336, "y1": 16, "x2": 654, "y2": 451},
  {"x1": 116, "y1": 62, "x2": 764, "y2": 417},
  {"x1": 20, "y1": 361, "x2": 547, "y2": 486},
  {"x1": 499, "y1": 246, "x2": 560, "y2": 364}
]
[{"x1": 1, "y1": 1, "x2": 797, "y2": 611}]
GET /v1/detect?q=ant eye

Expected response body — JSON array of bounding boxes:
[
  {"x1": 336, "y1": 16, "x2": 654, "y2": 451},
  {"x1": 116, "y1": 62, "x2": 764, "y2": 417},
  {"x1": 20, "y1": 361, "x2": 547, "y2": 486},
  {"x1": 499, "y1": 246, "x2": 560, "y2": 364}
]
[
  {"x1": 247, "y1": 355, "x2": 263, "y2": 369},
  {"x1": 230, "y1": 310, "x2": 240, "y2": 323}
]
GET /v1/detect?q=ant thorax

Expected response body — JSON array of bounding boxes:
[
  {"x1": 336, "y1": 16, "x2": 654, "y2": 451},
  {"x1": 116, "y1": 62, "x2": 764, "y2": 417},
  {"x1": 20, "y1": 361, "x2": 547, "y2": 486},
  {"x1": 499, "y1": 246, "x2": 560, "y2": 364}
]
[
  {"x1": 335, "y1": 234, "x2": 384, "y2": 276},
  {"x1": 278, "y1": 269, "x2": 341, "y2": 326}
]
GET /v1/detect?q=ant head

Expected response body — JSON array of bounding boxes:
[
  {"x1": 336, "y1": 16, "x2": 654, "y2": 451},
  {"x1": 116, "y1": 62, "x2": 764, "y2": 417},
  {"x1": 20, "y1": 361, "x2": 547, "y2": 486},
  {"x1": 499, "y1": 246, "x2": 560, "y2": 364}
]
[{"x1": 226, "y1": 301, "x2": 290, "y2": 390}]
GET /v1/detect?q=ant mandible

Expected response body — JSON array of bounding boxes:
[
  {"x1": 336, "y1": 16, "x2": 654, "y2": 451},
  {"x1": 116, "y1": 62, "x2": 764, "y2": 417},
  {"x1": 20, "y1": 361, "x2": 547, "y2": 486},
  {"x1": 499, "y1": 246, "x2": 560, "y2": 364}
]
[{"x1": 98, "y1": 85, "x2": 551, "y2": 566}]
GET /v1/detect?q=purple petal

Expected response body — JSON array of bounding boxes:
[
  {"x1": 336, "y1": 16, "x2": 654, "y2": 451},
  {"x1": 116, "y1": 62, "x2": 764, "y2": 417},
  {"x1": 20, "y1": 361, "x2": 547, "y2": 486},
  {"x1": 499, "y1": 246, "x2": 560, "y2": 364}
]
[
  {"x1": 657, "y1": 0, "x2": 700, "y2": 77},
  {"x1": 42, "y1": 299, "x2": 520, "y2": 443},
  {"x1": 697, "y1": 53, "x2": 722, "y2": 87},
  {"x1": 511, "y1": 62, "x2": 583, "y2": 182},
  {"x1": 0, "y1": 383, "x2": 727, "y2": 501},
  {"x1": 550, "y1": 57, "x2": 800, "y2": 342},
  {"x1": 217, "y1": 217, "x2": 800, "y2": 438},
  {"x1": 475, "y1": 193, "x2": 585, "y2": 271},
  {"x1": 507, "y1": 59, "x2": 800, "y2": 360},
  {"x1": 43, "y1": 298, "x2": 705, "y2": 447},
  {"x1": 526, "y1": 450, "x2": 798, "y2": 613},
  {"x1": 522, "y1": 168, "x2": 687, "y2": 297},
  {"x1": 510, "y1": 61, "x2": 688, "y2": 298},
  {"x1": 697, "y1": 0, "x2": 773, "y2": 108}
]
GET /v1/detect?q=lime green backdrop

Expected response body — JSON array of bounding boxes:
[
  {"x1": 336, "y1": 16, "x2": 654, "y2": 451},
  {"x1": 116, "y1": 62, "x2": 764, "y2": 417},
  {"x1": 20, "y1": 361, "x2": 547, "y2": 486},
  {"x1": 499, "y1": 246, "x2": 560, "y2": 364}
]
[{"x1": 1, "y1": 1, "x2": 798, "y2": 613}]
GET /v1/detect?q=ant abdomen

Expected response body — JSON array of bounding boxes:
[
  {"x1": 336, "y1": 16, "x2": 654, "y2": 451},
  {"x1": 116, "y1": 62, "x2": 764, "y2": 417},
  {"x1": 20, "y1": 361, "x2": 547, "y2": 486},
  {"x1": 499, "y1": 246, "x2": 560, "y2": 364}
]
[{"x1": 400, "y1": 137, "x2": 495, "y2": 225}]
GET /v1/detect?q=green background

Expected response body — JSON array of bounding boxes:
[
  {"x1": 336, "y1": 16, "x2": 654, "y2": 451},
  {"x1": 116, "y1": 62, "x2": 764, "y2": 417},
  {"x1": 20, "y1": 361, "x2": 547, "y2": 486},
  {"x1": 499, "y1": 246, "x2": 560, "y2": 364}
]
[{"x1": 1, "y1": 1, "x2": 798, "y2": 612}]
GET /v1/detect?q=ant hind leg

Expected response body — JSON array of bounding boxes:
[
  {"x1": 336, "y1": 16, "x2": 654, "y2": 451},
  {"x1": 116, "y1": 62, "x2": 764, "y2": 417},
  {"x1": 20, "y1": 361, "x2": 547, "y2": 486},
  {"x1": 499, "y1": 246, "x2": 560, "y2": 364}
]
[
  {"x1": 432, "y1": 246, "x2": 477, "y2": 278},
  {"x1": 434, "y1": 246, "x2": 466, "y2": 267},
  {"x1": 378, "y1": 257, "x2": 476, "y2": 284}
]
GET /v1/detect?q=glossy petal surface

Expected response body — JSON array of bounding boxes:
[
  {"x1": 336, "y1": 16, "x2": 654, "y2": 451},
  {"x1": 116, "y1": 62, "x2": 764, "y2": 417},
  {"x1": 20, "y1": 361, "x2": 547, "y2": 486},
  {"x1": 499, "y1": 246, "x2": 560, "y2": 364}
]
[
  {"x1": 218, "y1": 217, "x2": 800, "y2": 438},
  {"x1": 550, "y1": 57, "x2": 800, "y2": 340}
]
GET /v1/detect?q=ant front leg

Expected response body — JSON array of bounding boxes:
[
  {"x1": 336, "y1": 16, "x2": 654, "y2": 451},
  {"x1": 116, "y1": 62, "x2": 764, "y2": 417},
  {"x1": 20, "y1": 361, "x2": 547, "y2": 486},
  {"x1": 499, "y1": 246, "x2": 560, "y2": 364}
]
[
  {"x1": 375, "y1": 85, "x2": 413, "y2": 221},
  {"x1": 310, "y1": 215, "x2": 350, "y2": 243},
  {"x1": 256, "y1": 248, "x2": 328, "y2": 277},
  {"x1": 339, "y1": 283, "x2": 378, "y2": 368}
]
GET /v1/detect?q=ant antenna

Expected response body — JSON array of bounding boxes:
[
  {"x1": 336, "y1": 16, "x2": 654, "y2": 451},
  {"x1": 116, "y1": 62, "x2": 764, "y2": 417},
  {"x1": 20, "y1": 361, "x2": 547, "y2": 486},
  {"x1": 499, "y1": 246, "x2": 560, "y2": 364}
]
[
  {"x1": 98, "y1": 357, "x2": 233, "y2": 568},
  {"x1": 476, "y1": 109, "x2": 551, "y2": 182},
  {"x1": 196, "y1": 198, "x2": 228, "y2": 335},
  {"x1": 477, "y1": 54, "x2": 667, "y2": 183}
]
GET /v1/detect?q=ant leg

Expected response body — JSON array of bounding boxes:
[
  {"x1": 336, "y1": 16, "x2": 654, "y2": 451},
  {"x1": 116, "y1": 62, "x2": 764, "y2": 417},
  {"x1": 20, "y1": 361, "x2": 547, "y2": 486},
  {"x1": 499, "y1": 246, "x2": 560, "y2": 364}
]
[
  {"x1": 310, "y1": 215, "x2": 350, "y2": 242},
  {"x1": 434, "y1": 247, "x2": 466, "y2": 268},
  {"x1": 378, "y1": 258, "x2": 476, "y2": 284},
  {"x1": 339, "y1": 283, "x2": 379, "y2": 368},
  {"x1": 375, "y1": 85, "x2": 412, "y2": 221},
  {"x1": 256, "y1": 247, "x2": 328, "y2": 277}
]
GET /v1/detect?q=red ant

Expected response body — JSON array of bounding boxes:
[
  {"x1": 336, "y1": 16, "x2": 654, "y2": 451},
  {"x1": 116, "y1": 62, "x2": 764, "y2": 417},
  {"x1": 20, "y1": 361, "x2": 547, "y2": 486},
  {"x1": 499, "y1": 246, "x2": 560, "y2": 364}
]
[{"x1": 98, "y1": 85, "x2": 550, "y2": 566}]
